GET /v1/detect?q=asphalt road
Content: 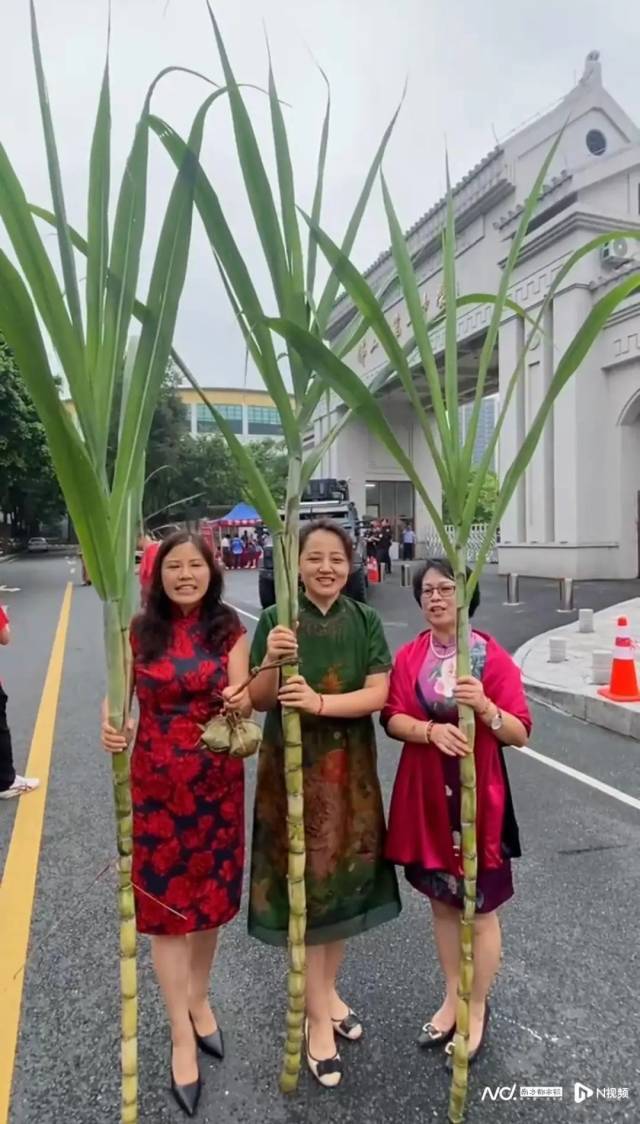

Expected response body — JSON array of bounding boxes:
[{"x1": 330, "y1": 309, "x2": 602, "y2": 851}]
[{"x1": 1, "y1": 556, "x2": 639, "y2": 1124}]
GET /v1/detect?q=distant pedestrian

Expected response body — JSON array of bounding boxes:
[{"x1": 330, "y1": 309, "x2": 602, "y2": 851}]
[
  {"x1": 382, "y1": 557, "x2": 530, "y2": 1066},
  {"x1": 402, "y1": 523, "x2": 417, "y2": 562},
  {"x1": 0, "y1": 605, "x2": 40, "y2": 800},
  {"x1": 378, "y1": 520, "x2": 393, "y2": 576},
  {"x1": 230, "y1": 534, "x2": 243, "y2": 570},
  {"x1": 221, "y1": 534, "x2": 231, "y2": 569},
  {"x1": 138, "y1": 535, "x2": 160, "y2": 607}
]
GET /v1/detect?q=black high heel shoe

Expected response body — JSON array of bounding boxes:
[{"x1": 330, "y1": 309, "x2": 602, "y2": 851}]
[
  {"x1": 445, "y1": 1004, "x2": 491, "y2": 1070},
  {"x1": 190, "y1": 1013, "x2": 225, "y2": 1060},
  {"x1": 170, "y1": 1050, "x2": 202, "y2": 1117}
]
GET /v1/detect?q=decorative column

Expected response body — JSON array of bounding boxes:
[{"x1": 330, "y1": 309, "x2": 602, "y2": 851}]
[
  {"x1": 498, "y1": 315, "x2": 526, "y2": 543},
  {"x1": 550, "y1": 287, "x2": 594, "y2": 545},
  {"x1": 524, "y1": 304, "x2": 555, "y2": 543}
]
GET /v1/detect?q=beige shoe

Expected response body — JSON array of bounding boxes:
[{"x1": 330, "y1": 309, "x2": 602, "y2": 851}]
[
  {"x1": 0, "y1": 775, "x2": 40, "y2": 799},
  {"x1": 305, "y1": 1019, "x2": 343, "y2": 1088}
]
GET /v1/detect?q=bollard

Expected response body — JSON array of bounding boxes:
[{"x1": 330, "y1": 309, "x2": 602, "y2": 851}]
[
  {"x1": 579, "y1": 608, "x2": 595, "y2": 633},
  {"x1": 549, "y1": 636, "x2": 568, "y2": 663},
  {"x1": 592, "y1": 649, "x2": 612, "y2": 686},
  {"x1": 558, "y1": 577, "x2": 575, "y2": 613},
  {"x1": 401, "y1": 562, "x2": 412, "y2": 588},
  {"x1": 504, "y1": 573, "x2": 521, "y2": 606}
]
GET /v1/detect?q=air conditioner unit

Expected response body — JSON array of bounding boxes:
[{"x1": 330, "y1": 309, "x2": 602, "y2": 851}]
[{"x1": 601, "y1": 237, "x2": 634, "y2": 268}]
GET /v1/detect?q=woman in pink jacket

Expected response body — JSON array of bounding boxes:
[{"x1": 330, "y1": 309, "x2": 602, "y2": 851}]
[{"x1": 382, "y1": 558, "x2": 531, "y2": 1067}]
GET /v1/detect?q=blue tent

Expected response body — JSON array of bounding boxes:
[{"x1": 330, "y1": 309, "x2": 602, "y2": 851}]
[{"x1": 215, "y1": 502, "x2": 261, "y2": 525}]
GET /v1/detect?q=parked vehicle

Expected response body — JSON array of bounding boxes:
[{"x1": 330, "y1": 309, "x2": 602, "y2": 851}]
[
  {"x1": 257, "y1": 479, "x2": 367, "y2": 609},
  {"x1": 27, "y1": 537, "x2": 49, "y2": 554}
]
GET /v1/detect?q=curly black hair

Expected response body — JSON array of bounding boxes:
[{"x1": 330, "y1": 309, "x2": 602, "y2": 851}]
[
  {"x1": 134, "y1": 531, "x2": 240, "y2": 662},
  {"x1": 412, "y1": 556, "x2": 481, "y2": 618}
]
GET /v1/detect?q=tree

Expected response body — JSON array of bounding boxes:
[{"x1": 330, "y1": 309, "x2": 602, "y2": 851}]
[
  {"x1": 0, "y1": 8, "x2": 201, "y2": 1120},
  {"x1": 142, "y1": 362, "x2": 190, "y2": 518},
  {"x1": 442, "y1": 468, "x2": 498, "y2": 526},
  {"x1": 0, "y1": 334, "x2": 65, "y2": 535}
]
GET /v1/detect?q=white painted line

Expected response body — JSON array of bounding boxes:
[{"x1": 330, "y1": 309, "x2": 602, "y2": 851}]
[
  {"x1": 518, "y1": 745, "x2": 640, "y2": 812},
  {"x1": 226, "y1": 602, "x2": 260, "y2": 622}
]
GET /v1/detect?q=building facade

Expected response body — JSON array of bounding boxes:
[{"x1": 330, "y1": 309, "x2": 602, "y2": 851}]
[
  {"x1": 310, "y1": 53, "x2": 640, "y2": 578},
  {"x1": 180, "y1": 387, "x2": 287, "y2": 443}
]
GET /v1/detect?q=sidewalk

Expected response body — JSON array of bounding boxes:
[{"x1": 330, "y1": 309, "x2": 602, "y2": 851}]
[{"x1": 513, "y1": 597, "x2": 640, "y2": 739}]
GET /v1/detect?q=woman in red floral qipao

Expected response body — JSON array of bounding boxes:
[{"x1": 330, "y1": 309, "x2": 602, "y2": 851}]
[{"x1": 102, "y1": 532, "x2": 250, "y2": 1117}]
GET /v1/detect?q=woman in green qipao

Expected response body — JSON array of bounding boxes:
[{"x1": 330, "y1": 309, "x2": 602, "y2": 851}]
[{"x1": 249, "y1": 518, "x2": 401, "y2": 1088}]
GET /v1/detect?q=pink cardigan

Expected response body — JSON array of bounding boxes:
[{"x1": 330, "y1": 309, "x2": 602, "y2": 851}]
[{"x1": 382, "y1": 630, "x2": 531, "y2": 874}]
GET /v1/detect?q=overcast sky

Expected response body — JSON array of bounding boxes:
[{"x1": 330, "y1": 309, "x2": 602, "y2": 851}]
[{"x1": 2, "y1": 0, "x2": 639, "y2": 390}]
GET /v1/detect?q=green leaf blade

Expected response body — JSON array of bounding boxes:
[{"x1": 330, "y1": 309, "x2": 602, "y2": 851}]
[
  {"x1": 206, "y1": 5, "x2": 290, "y2": 316},
  {"x1": 0, "y1": 249, "x2": 115, "y2": 598},
  {"x1": 86, "y1": 52, "x2": 111, "y2": 383},
  {"x1": 30, "y1": 0, "x2": 85, "y2": 345}
]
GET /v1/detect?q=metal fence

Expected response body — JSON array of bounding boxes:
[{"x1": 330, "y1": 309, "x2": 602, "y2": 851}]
[{"x1": 421, "y1": 523, "x2": 498, "y2": 564}]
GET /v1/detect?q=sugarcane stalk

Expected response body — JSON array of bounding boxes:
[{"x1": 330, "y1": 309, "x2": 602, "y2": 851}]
[
  {"x1": 276, "y1": 461, "x2": 307, "y2": 1094},
  {"x1": 104, "y1": 600, "x2": 138, "y2": 1124},
  {"x1": 448, "y1": 543, "x2": 477, "y2": 1124}
]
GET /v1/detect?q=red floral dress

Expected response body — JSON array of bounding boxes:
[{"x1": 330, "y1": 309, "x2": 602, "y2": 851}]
[{"x1": 130, "y1": 611, "x2": 245, "y2": 935}]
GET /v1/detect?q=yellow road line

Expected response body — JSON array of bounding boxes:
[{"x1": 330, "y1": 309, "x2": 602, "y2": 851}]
[{"x1": 0, "y1": 582, "x2": 73, "y2": 1124}]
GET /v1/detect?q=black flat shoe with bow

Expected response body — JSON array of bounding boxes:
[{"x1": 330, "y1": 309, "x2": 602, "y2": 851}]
[
  {"x1": 445, "y1": 1004, "x2": 491, "y2": 1070},
  {"x1": 417, "y1": 1019, "x2": 456, "y2": 1048},
  {"x1": 190, "y1": 1014, "x2": 224, "y2": 1060},
  {"x1": 170, "y1": 1052, "x2": 202, "y2": 1118}
]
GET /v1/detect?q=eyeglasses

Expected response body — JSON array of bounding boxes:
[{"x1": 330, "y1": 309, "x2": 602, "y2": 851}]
[{"x1": 421, "y1": 583, "x2": 456, "y2": 600}]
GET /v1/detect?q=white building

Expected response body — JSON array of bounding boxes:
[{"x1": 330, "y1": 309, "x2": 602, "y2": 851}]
[{"x1": 311, "y1": 52, "x2": 640, "y2": 579}]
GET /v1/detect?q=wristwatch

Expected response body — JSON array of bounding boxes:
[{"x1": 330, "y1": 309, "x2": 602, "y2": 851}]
[{"x1": 489, "y1": 707, "x2": 503, "y2": 731}]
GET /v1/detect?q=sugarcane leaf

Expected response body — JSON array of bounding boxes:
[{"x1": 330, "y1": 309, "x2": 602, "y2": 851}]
[
  {"x1": 30, "y1": 0, "x2": 85, "y2": 346},
  {"x1": 0, "y1": 146, "x2": 94, "y2": 452},
  {"x1": 381, "y1": 173, "x2": 451, "y2": 464},
  {"x1": 96, "y1": 108, "x2": 149, "y2": 464},
  {"x1": 314, "y1": 91, "x2": 404, "y2": 335},
  {"x1": 306, "y1": 65, "x2": 330, "y2": 303},
  {"x1": 300, "y1": 208, "x2": 450, "y2": 492},
  {"x1": 110, "y1": 98, "x2": 203, "y2": 538},
  {"x1": 0, "y1": 249, "x2": 115, "y2": 598},
  {"x1": 148, "y1": 107, "x2": 300, "y2": 454},
  {"x1": 206, "y1": 4, "x2": 290, "y2": 316},
  {"x1": 86, "y1": 47, "x2": 111, "y2": 382},
  {"x1": 212, "y1": 251, "x2": 263, "y2": 372},
  {"x1": 170, "y1": 349, "x2": 283, "y2": 532},
  {"x1": 266, "y1": 47, "x2": 308, "y2": 401},
  {"x1": 461, "y1": 130, "x2": 564, "y2": 481},
  {"x1": 268, "y1": 317, "x2": 452, "y2": 554},
  {"x1": 442, "y1": 157, "x2": 459, "y2": 460},
  {"x1": 299, "y1": 355, "x2": 396, "y2": 489},
  {"x1": 267, "y1": 47, "x2": 303, "y2": 297},
  {"x1": 467, "y1": 270, "x2": 640, "y2": 595}
]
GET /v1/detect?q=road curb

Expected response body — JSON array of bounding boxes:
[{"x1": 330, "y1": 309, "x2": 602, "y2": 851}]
[{"x1": 514, "y1": 637, "x2": 640, "y2": 740}]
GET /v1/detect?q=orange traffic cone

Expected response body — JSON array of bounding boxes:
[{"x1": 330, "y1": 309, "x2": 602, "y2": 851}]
[
  {"x1": 597, "y1": 615, "x2": 640, "y2": 702},
  {"x1": 367, "y1": 556, "x2": 379, "y2": 584}
]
